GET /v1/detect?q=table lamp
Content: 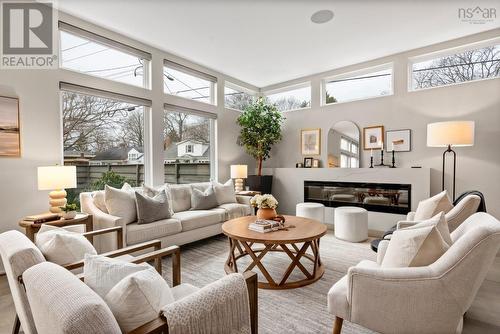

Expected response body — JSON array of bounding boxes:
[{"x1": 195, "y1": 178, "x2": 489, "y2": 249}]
[
  {"x1": 427, "y1": 121, "x2": 474, "y2": 200},
  {"x1": 230, "y1": 165, "x2": 248, "y2": 192},
  {"x1": 38, "y1": 165, "x2": 77, "y2": 214}
]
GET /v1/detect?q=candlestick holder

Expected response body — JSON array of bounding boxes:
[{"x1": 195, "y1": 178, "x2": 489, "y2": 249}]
[
  {"x1": 390, "y1": 149, "x2": 396, "y2": 168},
  {"x1": 369, "y1": 156, "x2": 374, "y2": 168},
  {"x1": 375, "y1": 149, "x2": 389, "y2": 167}
]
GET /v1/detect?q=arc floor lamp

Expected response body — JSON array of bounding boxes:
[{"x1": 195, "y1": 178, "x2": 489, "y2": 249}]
[{"x1": 427, "y1": 121, "x2": 475, "y2": 201}]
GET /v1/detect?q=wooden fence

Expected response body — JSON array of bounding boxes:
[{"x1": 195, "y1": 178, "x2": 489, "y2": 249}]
[{"x1": 75, "y1": 163, "x2": 210, "y2": 190}]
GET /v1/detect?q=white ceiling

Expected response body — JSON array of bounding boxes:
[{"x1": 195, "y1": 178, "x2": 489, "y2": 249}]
[{"x1": 57, "y1": 0, "x2": 500, "y2": 88}]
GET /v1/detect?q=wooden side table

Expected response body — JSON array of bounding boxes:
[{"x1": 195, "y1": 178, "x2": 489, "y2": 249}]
[{"x1": 19, "y1": 213, "x2": 93, "y2": 243}]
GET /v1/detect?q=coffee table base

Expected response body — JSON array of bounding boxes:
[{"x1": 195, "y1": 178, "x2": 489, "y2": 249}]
[{"x1": 224, "y1": 238, "x2": 324, "y2": 290}]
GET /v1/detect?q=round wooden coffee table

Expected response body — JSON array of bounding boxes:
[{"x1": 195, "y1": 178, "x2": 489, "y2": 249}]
[{"x1": 222, "y1": 215, "x2": 327, "y2": 289}]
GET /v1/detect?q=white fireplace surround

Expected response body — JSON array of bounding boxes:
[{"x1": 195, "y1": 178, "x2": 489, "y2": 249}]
[{"x1": 272, "y1": 168, "x2": 430, "y2": 235}]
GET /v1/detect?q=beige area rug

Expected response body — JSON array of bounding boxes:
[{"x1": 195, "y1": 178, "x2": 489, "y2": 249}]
[{"x1": 162, "y1": 231, "x2": 378, "y2": 334}]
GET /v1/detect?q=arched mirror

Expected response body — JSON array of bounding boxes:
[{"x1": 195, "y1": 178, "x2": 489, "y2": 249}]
[{"x1": 327, "y1": 121, "x2": 360, "y2": 168}]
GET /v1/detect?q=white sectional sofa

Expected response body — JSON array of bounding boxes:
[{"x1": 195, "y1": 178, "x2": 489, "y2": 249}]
[{"x1": 80, "y1": 182, "x2": 252, "y2": 253}]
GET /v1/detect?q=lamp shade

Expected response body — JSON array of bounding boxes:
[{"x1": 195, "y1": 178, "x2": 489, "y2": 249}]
[
  {"x1": 38, "y1": 166, "x2": 77, "y2": 190},
  {"x1": 230, "y1": 165, "x2": 248, "y2": 179},
  {"x1": 427, "y1": 121, "x2": 475, "y2": 147}
]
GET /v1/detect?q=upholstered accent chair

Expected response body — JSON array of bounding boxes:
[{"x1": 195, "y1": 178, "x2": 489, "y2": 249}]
[
  {"x1": 371, "y1": 191, "x2": 485, "y2": 252},
  {"x1": 0, "y1": 229, "x2": 165, "y2": 334},
  {"x1": 328, "y1": 212, "x2": 500, "y2": 334}
]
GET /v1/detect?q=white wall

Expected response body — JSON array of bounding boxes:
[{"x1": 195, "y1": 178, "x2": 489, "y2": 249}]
[
  {"x1": 0, "y1": 11, "x2": 255, "y2": 272},
  {"x1": 261, "y1": 28, "x2": 500, "y2": 219}
]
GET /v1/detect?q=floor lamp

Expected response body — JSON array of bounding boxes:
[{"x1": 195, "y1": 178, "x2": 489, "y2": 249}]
[{"x1": 427, "y1": 121, "x2": 475, "y2": 201}]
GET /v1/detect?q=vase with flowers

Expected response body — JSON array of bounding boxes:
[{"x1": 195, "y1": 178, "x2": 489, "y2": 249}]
[{"x1": 250, "y1": 194, "x2": 279, "y2": 220}]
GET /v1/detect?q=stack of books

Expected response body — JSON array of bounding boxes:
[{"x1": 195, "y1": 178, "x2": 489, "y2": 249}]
[
  {"x1": 23, "y1": 213, "x2": 60, "y2": 224},
  {"x1": 248, "y1": 219, "x2": 282, "y2": 233}
]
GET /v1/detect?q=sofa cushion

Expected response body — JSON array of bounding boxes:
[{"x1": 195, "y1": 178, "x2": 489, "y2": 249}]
[
  {"x1": 404, "y1": 212, "x2": 452, "y2": 245},
  {"x1": 126, "y1": 218, "x2": 182, "y2": 245},
  {"x1": 216, "y1": 203, "x2": 252, "y2": 220},
  {"x1": 212, "y1": 179, "x2": 237, "y2": 205},
  {"x1": 142, "y1": 184, "x2": 174, "y2": 216},
  {"x1": 169, "y1": 184, "x2": 192, "y2": 213},
  {"x1": 414, "y1": 190, "x2": 453, "y2": 221},
  {"x1": 135, "y1": 190, "x2": 172, "y2": 224},
  {"x1": 191, "y1": 185, "x2": 218, "y2": 210},
  {"x1": 93, "y1": 191, "x2": 108, "y2": 213},
  {"x1": 173, "y1": 210, "x2": 224, "y2": 232},
  {"x1": 105, "y1": 184, "x2": 137, "y2": 224}
]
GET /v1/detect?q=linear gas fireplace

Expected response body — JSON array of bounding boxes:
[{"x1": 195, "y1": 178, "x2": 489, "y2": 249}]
[{"x1": 304, "y1": 181, "x2": 411, "y2": 214}]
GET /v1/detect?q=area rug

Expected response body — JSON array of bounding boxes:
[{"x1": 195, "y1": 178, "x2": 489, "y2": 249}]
[{"x1": 161, "y1": 231, "x2": 378, "y2": 334}]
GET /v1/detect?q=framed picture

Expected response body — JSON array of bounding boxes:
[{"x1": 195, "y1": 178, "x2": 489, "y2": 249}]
[
  {"x1": 0, "y1": 96, "x2": 20, "y2": 157},
  {"x1": 363, "y1": 125, "x2": 384, "y2": 150},
  {"x1": 303, "y1": 157, "x2": 313, "y2": 168},
  {"x1": 386, "y1": 129, "x2": 411, "y2": 152},
  {"x1": 312, "y1": 159, "x2": 320, "y2": 168},
  {"x1": 296, "y1": 162, "x2": 303, "y2": 168},
  {"x1": 301, "y1": 129, "x2": 321, "y2": 155}
]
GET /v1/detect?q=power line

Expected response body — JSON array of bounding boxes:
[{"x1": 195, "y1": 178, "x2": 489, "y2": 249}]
[{"x1": 413, "y1": 58, "x2": 500, "y2": 72}]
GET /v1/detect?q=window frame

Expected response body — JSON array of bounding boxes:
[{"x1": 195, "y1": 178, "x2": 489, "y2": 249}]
[
  {"x1": 322, "y1": 63, "x2": 394, "y2": 105},
  {"x1": 224, "y1": 81, "x2": 257, "y2": 112},
  {"x1": 339, "y1": 135, "x2": 359, "y2": 168},
  {"x1": 408, "y1": 37, "x2": 500, "y2": 92},
  {"x1": 163, "y1": 60, "x2": 218, "y2": 105},
  {"x1": 262, "y1": 82, "x2": 312, "y2": 113},
  {"x1": 58, "y1": 21, "x2": 152, "y2": 89}
]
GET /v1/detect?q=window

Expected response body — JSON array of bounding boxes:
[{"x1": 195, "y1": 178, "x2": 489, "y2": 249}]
[
  {"x1": 163, "y1": 105, "x2": 216, "y2": 183},
  {"x1": 59, "y1": 22, "x2": 151, "y2": 88},
  {"x1": 224, "y1": 82, "x2": 256, "y2": 111},
  {"x1": 61, "y1": 85, "x2": 150, "y2": 199},
  {"x1": 339, "y1": 136, "x2": 358, "y2": 168},
  {"x1": 411, "y1": 41, "x2": 500, "y2": 90},
  {"x1": 264, "y1": 83, "x2": 311, "y2": 112},
  {"x1": 324, "y1": 64, "x2": 393, "y2": 104},
  {"x1": 164, "y1": 60, "x2": 217, "y2": 105}
]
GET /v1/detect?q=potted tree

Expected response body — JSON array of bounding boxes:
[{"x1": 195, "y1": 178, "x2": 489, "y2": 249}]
[{"x1": 237, "y1": 97, "x2": 284, "y2": 194}]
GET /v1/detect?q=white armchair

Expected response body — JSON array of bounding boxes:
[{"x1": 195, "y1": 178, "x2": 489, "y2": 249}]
[{"x1": 328, "y1": 212, "x2": 500, "y2": 334}]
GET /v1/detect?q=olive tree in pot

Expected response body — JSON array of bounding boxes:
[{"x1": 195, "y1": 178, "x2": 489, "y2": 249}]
[{"x1": 236, "y1": 97, "x2": 284, "y2": 194}]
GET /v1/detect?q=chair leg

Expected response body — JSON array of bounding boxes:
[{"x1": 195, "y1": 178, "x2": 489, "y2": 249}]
[
  {"x1": 12, "y1": 314, "x2": 20, "y2": 334},
  {"x1": 333, "y1": 316, "x2": 343, "y2": 334}
]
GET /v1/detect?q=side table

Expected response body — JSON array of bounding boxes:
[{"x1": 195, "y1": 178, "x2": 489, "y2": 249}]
[{"x1": 19, "y1": 213, "x2": 93, "y2": 243}]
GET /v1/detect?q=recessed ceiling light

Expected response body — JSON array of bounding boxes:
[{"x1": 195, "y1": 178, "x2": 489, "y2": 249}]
[{"x1": 311, "y1": 10, "x2": 334, "y2": 24}]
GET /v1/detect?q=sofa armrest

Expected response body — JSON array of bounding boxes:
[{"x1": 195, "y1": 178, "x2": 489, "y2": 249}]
[
  {"x1": 80, "y1": 192, "x2": 125, "y2": 252},
  {"x1": 236, "y1": 195, "x2": 251, "y2": 206}
]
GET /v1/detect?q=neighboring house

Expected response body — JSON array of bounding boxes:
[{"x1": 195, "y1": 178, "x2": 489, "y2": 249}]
[
  {"x1": 164, "y1": 140, "x2": 210, "y2": 164},
  {"x1": 91, "y1": 146, "x2": 144, "y2": 165},
  {"x1": 63, "y1": 150, "x2": 95, "y2": 165}
]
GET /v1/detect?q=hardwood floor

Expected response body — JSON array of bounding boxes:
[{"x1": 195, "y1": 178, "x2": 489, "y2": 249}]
[{"x1": 1, "y1": 236, "x2": 499, "y2": 334}]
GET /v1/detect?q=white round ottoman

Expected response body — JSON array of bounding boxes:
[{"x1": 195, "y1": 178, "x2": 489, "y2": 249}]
[
  {"x1": 296, "y1": 202, "x2": 325, "y2": 223},
  {"x1": 334, "y1": 206, "x2": 368, "y2": 242}
]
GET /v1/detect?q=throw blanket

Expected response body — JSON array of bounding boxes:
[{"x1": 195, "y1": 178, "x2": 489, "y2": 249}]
[{"x1": 162, "y1": 273, "x2": 251, "y2": 334}]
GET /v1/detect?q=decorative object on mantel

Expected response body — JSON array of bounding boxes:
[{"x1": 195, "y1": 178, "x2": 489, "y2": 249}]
[
  {"x1": 301, "y1": 128, "x2": 321, "y2": 155},
  {"x1": 374, "y1": 139, "x2": 390, "y2": 167},
  {"x1": 0, "y1": 95, "x2": 21, "y2": 157},
  {"x1": 427, "y1": 121, "x2": 474, "y2": 201},
  {"x1": 304, "y1": 157, "x2": 313, "y2": 168},
  {"x1": 296, "y1": 162, "x2": 303, "y2": 168},
  {"x1": 386, "y1": 129, "x2": 411, "y2": 152},
  {"x1": 312, "y1": 159, "x2": 320, "y2": 168},
  {"x1": 37, "y1": 165, "x2": 77, "y2": 214},
  {"x1": 237, "y1": 97, "x2": 284, "y2": 194},
  {"x1": 250, "y1": 194, "x2": 279, "y2": 220},
  {"x1": 230, "y1": 164, "x2": 247, "y2": 192},
  {"x1": 363, "y1": 125, "x2": 384, "y2": 150},
  {"x1": 327, "y1": 121, "x2": 360, "y2": 169},
  {"x1": 390, "y1": 147, "x2": 397, "y2": 168}
]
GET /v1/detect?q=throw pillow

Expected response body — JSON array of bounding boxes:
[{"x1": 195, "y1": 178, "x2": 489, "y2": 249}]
[
  {"x1": 212, "y1": 179, "x2": 237, "y2": 205},
  {"x1": 135, "y1": 189, "x2": 171, "y2": 224},
  {"x1": 36, "y1": 225, "x2": 97, "y2": 265},
  {"x1": 191, "y1": 185, "x2": 218, "y2": 210},
  {"x1": 142, "y1": 184, "x2": 174, "y2": 216},
  {"x1": 105, "y1": 183, "x2": 137, "y2": 224},
  {"x1": 403, "y1": 212, "x2": 452, "y2": 245},
  {"x1": 84, "y1": 254, "x2": 150, "y2": 297},
  {"x1": 93, "y1": 191, "x2": 108, "y2": 213},
  {"x1": 381, "y1": 224, "x2": 449, "y2": 268},
  {"x1": 105, "y1": 266, "x2": 175, "y2": 332},
  {"x1": 414, "y1": 190, "x2": 453, "y2": 221}
]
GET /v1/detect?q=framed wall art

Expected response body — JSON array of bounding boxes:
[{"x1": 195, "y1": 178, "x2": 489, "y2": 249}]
[
  {"x1": 363, "y1": 125, "x2": 384, "y2": 150},
  {"x1": 386, "y1": 129, "x2": 411, "y2": 152},
  {"x1": 301, "y1": 128, "x2": 321, "y2": 155},
  {"x1": 0, "y1": 96, "x2": 20, "y2": 157}
]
